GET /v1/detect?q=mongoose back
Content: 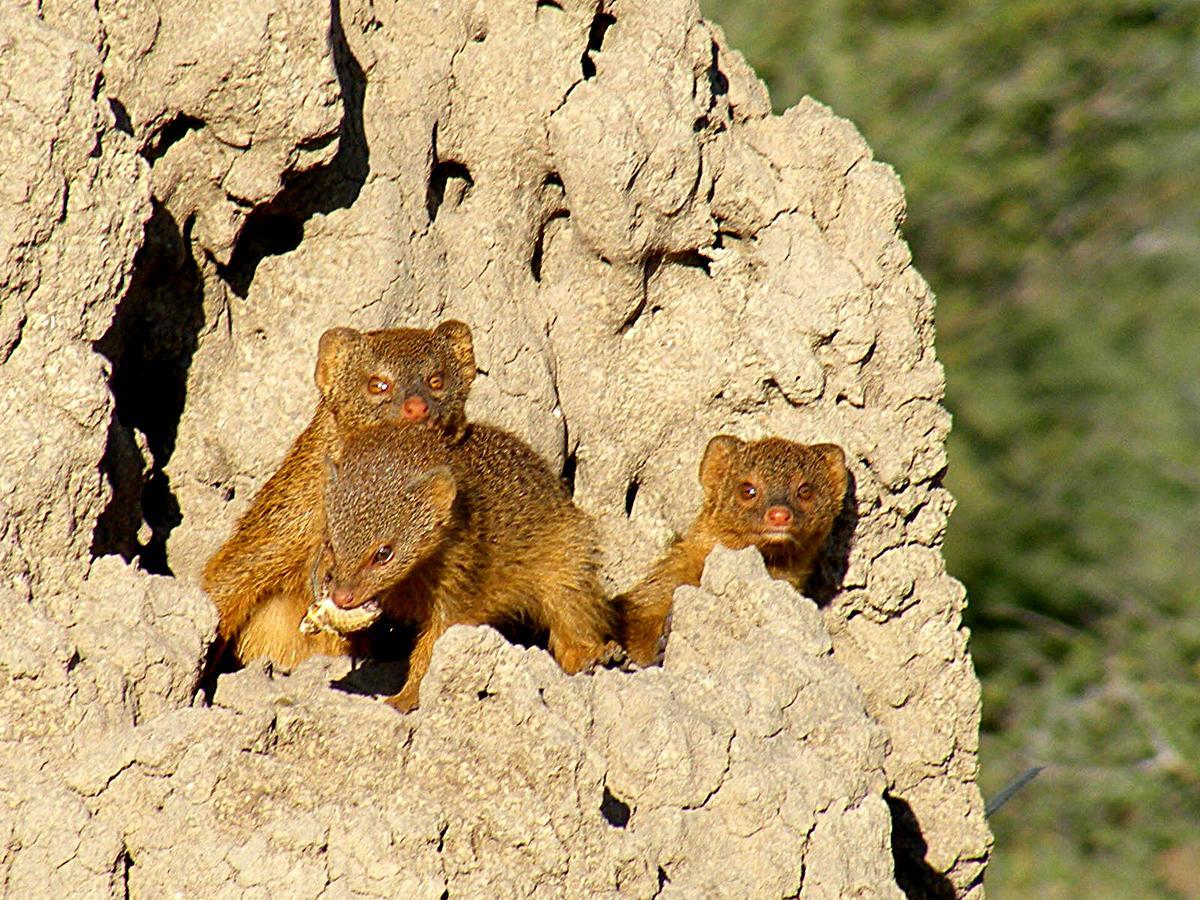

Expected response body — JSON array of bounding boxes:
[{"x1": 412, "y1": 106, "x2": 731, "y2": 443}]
[
  {"x1": 620, "y1": 435, "x2": 848, "y2": 665},
  {"x1": 317, "y1": 422, "x2": 616, "y2": 711},
  {"x1": 202, "y1": 320, "x2": 476, "y2": 669}
]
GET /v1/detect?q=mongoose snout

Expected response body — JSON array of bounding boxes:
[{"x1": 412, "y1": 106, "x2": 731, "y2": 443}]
[
  {"x1": 401, "y1": 393, "x2": 430, "y2": 422},
  {"x1": 764, "y1": 505, "x2": 794, "y2": 528},
  {"x1": 330, "y1": 583, "x2": 363, "y2": 609}
]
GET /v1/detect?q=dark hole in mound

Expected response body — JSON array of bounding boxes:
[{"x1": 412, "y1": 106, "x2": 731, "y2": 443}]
[
  {"x1": 624, "y1": 477, "x2": 640, "y2": 517},
  {"x1": 214, "y1": 0, "x2": 369, "y2": 298},
  {"x1": 531, "y1": 210, "x2": 569, "y2": 283},
  {"x1": 673, "y1": 250, "x2": 710, "y2": 276},
  {"x1": 109, "y1": 99, "x2": 133, "y2": 136},
  {"x1": 805, "y1": 468, "x2": 858, "y2": 607},
  {"x1": 142, "y1": 113, "x2": 203, "y2": 163},
  {"x1": 329, "y1": 618, "x2": 550, "y2": 701},
  {"x1": 329, "y1": 619, "x2": 419, "y2": 698},
  {"x1": 561, "y1": 449, "x2": 578, "y2": 495},
  {"x1": 708, "y1": 40, "x2": 729, "y2": 98},
  {"x1": 218, "y1": 210, "x2": 304, "y2": 298},
  {"x1": 600, "y1": 786, "x2": 631, "y2": 828},
  {"x1": 427, "y1": 160, "x2": 474, "y2": 224},
  {"x1": 581, "y1": 13, "x2": 616, "y2": 79},
  {"x1": 886, "y1": 792, "x2": 959, "y2": 900}
]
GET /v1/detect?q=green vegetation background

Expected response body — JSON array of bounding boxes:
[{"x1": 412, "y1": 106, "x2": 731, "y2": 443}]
[{"x1": 699, "y1": 0, "x2": 1200, "y2": 895}]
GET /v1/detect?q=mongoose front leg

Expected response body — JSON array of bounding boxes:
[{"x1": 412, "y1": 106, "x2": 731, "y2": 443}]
[
  {"x1": 204, "y1": 519, "x2": 319, "y2": 647},
  {"x1": 384, "y1": 685, "x2": 422, "y2": 714},
  {"x1": 384, "y1": 613, "x2": 477, "y2": 712},
  {"x1": 204, "y1": 549, "x2": 278, "y2": 643},
  {"x1": 543, "y1": 582, "x2": 618, "y2": 675},
  {"x1": 619, "y1": 587, "x2": 673, "y2": 667}
]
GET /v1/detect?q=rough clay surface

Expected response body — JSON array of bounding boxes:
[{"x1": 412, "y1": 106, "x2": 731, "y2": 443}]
[{"x1": 0, "y1": 0, "x2": 991, "y2": 896}]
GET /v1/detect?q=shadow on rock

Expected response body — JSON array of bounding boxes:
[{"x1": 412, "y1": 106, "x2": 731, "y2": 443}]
[
  {"x1": 887, "y1": 792, "x2": 958, "y2": 900},
  {"x1": 217, "y1": 0, "x2": 370, "y2": 297},
  {"x1": 808, "y1": 467, "x2": 858, "y2": 605},
  {"x1": 331, "y1": 619, "x2": 417, "y2": 698},
  {"x1": 92, "y1": 202, "x2": 203, "y2": 575}
]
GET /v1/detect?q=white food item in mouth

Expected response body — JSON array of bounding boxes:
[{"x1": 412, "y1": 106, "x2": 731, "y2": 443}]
[{"x1": 299, "y1": 595, "x2": 382, "y2": 636}]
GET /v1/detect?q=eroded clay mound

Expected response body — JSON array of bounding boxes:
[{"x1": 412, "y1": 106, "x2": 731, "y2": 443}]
[
  {"x1": 0, "y1": 0, "x2": 990, "y2": 895},
  {"x1": 20, "y1": 550, "x2": 890, "y2": 897}
]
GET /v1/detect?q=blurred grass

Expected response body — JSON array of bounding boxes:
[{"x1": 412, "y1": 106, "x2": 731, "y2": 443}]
[{"x1": 701, "y1": 0, "x2": 1200, "y2": 895}]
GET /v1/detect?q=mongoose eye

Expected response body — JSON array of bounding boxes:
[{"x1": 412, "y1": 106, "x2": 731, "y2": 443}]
[
  {"x1": 367, "y1": 375, "x2": 391, "y2": 395},
  {"x1": 427, "y1": 372, "x2": 445, "y2": 391},
  {"x1": 738, "y1": 482, "x2": 758, "y2": 501},
  {"x1": 372, "y1": 545, "x2": 394, "y2": 565},
  {"x1": 796, "y1": 483, "x2": 814, "y2": 501}
]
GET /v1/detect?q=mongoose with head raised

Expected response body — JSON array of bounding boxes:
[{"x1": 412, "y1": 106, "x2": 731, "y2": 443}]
[
  {"x1": 620, "y1": 435, "x2": 848, "y2": 666},
  {"x1": 201, "y1": 320, "x2": 476, "y2": 669},
  {"x1": 315, "y1": 422, "x2": 616, "y2": 712},
  {"x1": 312, "y1": 322, "x2": 475, "y2": 440}
]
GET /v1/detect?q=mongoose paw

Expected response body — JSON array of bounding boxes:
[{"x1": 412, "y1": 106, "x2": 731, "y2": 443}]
[
  {"x1": 590, "y1": 640, "x2": 631, "y2": 672},
  {"x1": 624, "y1": 618, "x2": 670, "y2": 668},
  {"x1": 577, "y1": 641, "x2": 638, "y2": 673},
  {"x1": 384, "y1": 688, "x2": 420, "y2": 713}
]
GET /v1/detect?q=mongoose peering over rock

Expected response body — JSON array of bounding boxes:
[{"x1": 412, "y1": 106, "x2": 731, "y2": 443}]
[
  {"x1": 202, "y1": 321, "x2": 476, "y2": 669},
  {"x1": 620, "y1": 435, "x2": 848, "y2": 666},
  {"x1": 316, "y1": 422, "x2": 617, "y2": 712}
]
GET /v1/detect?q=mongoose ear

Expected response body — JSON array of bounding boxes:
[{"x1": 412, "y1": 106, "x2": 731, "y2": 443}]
[
  {"x1": 410, "y1": 465, "x2": 457, "y2": 520},
  {"x1": 315, "y1": 327, "x2": 363, "y2": 396},
  {"x1": 699, "y1": 435, "x2": 743, "y2": 489},
  {"x1": 434, "y1": 319, "x2": 476, "y2": 384},
  {"x1": 814, "y1": 443, "x2": 849, "y2": 500}
]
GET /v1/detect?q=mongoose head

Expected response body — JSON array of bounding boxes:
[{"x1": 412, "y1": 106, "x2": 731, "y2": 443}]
[
  {"x1": 315, "y1": 320, "x2": 476, "y2": 434},
  {"x1": 319, "y1": 428, "x2": 458, "y2": 610},
  {"x1": 697, "y1": 435, "x2": 848, "y2": 563}
]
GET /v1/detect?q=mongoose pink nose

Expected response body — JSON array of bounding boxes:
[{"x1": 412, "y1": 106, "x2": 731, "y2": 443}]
[
  {"x1": 765, "y1": 506, "x2": 793, "y2": 527},
  {"x1": 331, "y1": 586, "x2": 356, "y2": 609},
  {"x1": 401, "y1": 394, "x2": 429, "y2": 421}
]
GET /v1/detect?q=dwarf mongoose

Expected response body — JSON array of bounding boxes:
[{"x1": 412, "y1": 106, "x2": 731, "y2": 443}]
[
  {"x1": 620, "y1": 435, "x2": 848, "y2": 665},
  {"x1": 316, "y1": 422, "x2": 617, "y2": 711}
]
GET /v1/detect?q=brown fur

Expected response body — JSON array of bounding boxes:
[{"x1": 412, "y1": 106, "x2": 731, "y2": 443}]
[
  {"x1": 317, "y1": 423, "x2": 616, "y2": 712},
  {"x1": 201, "y1": 321, "x2": 476, "y2": 669},
  {"x1": 620, "y1": 435, "x2": 848, "y2": 666}
]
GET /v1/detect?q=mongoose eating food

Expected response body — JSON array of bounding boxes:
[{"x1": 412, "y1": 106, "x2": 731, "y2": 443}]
[
  {"x1": 316, "y1": 423, "x2": 617, "y2": 712},
  {"x1": 201, "y1": 320, "x2": 476, "y2": 670},
  {"x1": 299, "y1": 591, "x2": 383, "y2": 637},
  {"x1": 620, "y1": 435, "x2": 848, "y2": 666}
]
